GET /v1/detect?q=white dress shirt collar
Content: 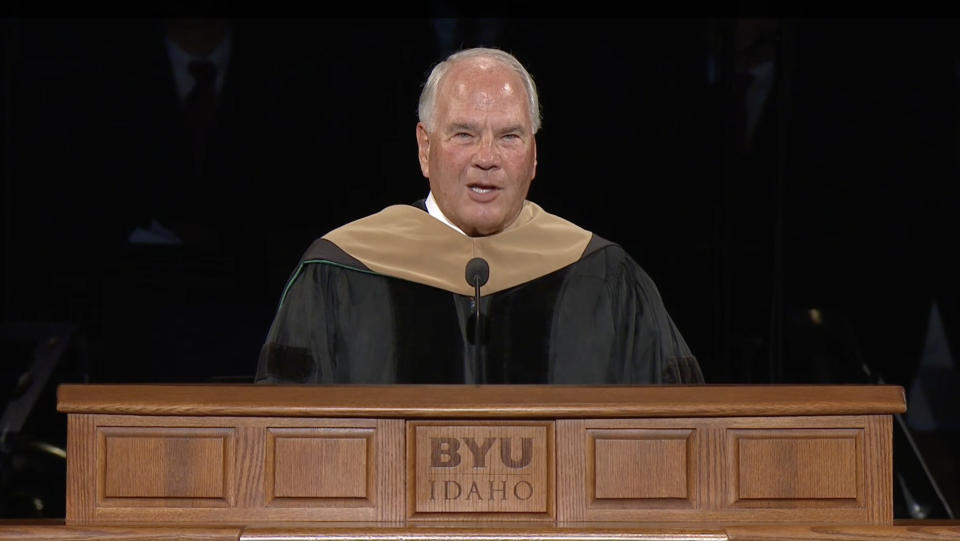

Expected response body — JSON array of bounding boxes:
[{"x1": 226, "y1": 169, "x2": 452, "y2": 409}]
[{"x1": 425, "y1": 191, "x2": 468, "y2": 236}]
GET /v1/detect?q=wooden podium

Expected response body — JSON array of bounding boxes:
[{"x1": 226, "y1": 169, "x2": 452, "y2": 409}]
[{"x1": 2, "y1": 384, "x2": 960, "y2": 540}]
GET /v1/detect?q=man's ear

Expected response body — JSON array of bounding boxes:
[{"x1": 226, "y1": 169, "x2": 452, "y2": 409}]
[{"x1": 416, "y1": 123, "x2": 430, "y2": 178}]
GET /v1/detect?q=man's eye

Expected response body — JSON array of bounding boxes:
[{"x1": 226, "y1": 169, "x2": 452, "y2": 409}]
[{"x1": 454, "y1": 132, "x2": 473, "y2": 139}]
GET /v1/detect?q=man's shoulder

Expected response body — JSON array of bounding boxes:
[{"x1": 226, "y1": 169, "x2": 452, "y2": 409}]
[
  {"x1": 581, "y1": 231, "x2": 617, "y2": 259},
  {"x1": 300, "y1": 238, "x2": 370, "y2": 270},
  {"x1": 571, "y1": 238, "x2": 659, "y2": 286},
  {"x1": 297, "y1": 202, "x2": 429, "y2": 267}
]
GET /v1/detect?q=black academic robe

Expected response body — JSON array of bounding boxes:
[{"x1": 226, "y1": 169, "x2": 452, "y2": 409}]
[{"x1": 256, "y1": 201, "x2": 702, "y2": 385}]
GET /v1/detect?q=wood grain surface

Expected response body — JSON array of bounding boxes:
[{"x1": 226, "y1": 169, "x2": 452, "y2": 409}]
[
  {"x1": 56, "y1": 385, "x2": 906, "y2": 418},
  {"x1": 0, "y1": 520, "x2": 240, "y2": 540},
  {"x1": 67, "y1": 415, "x2": 403, "y2": 524},
  {"x1": 406, "y1": 421, "x2": 555, "y2": 521},
  {"x1": 556, "y1": 416, "x2": 890, "y2": 524},
  {"x1": 58, "y1": 385, "x2": 901, "y2": 528},
  {"x1": 725, "y1": 522, "x2": 960, "y2": 540},
  {"x1": 3, "y1": 520, "x2": 959, "y2": 541}
]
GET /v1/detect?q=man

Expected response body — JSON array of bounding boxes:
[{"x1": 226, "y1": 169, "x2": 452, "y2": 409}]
[{"x1": 256, "y1": 47, "x2": 703, "y2": 384}]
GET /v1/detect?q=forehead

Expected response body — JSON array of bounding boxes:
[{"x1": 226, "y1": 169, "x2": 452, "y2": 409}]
[{"x1": 437, "y1": 59, "x2": 530, "y2": 117}]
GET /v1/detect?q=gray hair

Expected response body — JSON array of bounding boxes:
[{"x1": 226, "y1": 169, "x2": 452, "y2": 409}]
[{"x1": 418, "y1": 47, "x2": 541, "y2": 134}]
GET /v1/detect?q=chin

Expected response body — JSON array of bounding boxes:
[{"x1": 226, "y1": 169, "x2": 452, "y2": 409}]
[
  {"x1": 470, "y1": 223, "x2": 507, "y2": 237},
  {"x1": 456, "y1": 212, "x2": 495, "y2": 235}
]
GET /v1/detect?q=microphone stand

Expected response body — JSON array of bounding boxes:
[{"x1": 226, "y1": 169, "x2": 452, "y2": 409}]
[
  {"x1": 465, "y1": 258, "x2": 489, "y2": 384},
  {"x1": 473, "y1": 277, "x2": 484, "y2": 383}
]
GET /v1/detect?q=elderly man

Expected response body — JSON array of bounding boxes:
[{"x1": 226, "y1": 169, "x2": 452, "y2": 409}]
[{"x1": 256, "y1": 47, "x2": 702, "y2": 385}]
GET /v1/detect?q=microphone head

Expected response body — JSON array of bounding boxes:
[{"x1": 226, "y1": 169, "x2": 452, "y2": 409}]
[{"x1": 465, "y1": 257, "x2": 490, "y2": 287}]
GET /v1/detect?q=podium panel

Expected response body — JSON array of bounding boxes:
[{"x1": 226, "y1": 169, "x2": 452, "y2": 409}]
[
  {"x1": 556, "y1": 415, "x2": 890, "y2": 523},
  {"x1": 56, "y1": 384, "x2": 902, "y2": 526},
  {"x1": 407, "y1": 421, "x2": 554, "y2": 519},
  {"x1": 67, "y1": 414, "x2": 405, "y2": 523},
  {"x1": 5, "y1": 384, "x2": 960, "y2": 541}
]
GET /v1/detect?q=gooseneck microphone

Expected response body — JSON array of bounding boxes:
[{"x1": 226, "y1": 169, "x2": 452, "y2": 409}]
[{"x1": 465, "y1": 257, "x2": 490, "y2": 383}]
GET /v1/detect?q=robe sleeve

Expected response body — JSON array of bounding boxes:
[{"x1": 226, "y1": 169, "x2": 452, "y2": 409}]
[
  {"x1": 548, "y1": 245, "x2": 704, "y2": 384},
  {"x1": 614, "y1": 253, "x2": 704, "y2": 384},
  {"x1": 256, "y1": 261, "x2": 398, "y2": 383},
  {"x1": 255, "y1": 263, "x2": 330, "y2": 383}
]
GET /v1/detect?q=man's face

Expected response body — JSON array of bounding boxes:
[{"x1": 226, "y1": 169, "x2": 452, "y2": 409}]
[{"x1": 417, "y1": 59, "x2": 537, "y2": 237}]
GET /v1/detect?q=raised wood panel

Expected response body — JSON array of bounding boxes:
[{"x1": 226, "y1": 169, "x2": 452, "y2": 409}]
[
  {"x1": 731, "y1": 429, "x2": 860, "y2": 500},
  {"x1": 407, "y1": 421, "x2": 554, "y2": 521},
  {"x1": 559, "y1": 419, "x2": 706, "y2": 521},
  {"x1": 719, "y1": 416, "x2": 882, "y2": 522},
  {"x1": 253, "y1": 418, "x2": 390, "y2": 519},
  {"x1": 725, "y1": 427, "x2": 863, "y2": 509},
  {"x1": 558, "y1": 417, "x2": 882, "y2": 524},
  {"x1": 267, "y1": 428, "x2": 372, "y2": 500},
  {"x1": 100, "y1": 428, "x2": 232, "y2": 499},
  {"x1": 67, "y1": 415, "x2": 402, "y2": 524},
  {"x1": 590, "y1": 429, "x2": 695, "y2": 502}
]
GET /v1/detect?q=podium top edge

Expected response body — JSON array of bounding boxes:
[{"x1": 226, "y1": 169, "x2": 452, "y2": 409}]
[{"x1": 56, "y1": 384, "x2": 907, "y2": 418}]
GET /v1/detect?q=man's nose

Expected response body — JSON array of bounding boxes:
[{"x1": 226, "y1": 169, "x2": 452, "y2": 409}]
[{"x1": 472, "y1": 136, "x2": 499, "y2": 170}]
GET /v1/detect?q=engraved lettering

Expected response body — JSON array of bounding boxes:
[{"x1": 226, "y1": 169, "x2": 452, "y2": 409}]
[
  {"x1": 417, "y1": 426, "x2": 547, "y2": 512},
  {"x1": 500, "y1": 437, "x2": 533, "y2": 468},
  {"x1": 464, "y1": 437, "x2": 496, "y2": 468},
  {"x1": 465, "y1": 481, "x2": 482, "y2": 500},
  {"x1": 489, "y1": 479, "x2": 507, "y2": 501},
  {"x1": 431, "y1": 437, "x2": 461, "y2": 467},
  {"x1": 444, "y1": 480, "x2": 461, "y2": 500},
  {"x1": 513, "y1": 480, "x2": 534, "y2": 500}
]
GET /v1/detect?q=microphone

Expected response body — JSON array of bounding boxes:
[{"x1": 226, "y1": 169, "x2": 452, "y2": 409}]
[
  {"x1": 465, "y1": 258, "x2": 490, "y2": 289},
  {"x1": 465, "y1": 257, "x2": 489, "y2": 383}
]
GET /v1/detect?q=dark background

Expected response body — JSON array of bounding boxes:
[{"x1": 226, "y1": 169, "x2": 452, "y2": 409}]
[{"x1": 1, "y1": 16, "x2": 958, "y2": 519}]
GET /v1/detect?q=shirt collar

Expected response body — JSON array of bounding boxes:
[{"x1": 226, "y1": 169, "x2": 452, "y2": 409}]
[{"x1": 425, "y1": 191, "x2": 468, "y2": 236}]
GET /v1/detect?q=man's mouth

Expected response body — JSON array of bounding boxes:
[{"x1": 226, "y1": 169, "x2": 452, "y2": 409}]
[{"x1": 469, "y1": 184, "x2": 497, "y2": 194}]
